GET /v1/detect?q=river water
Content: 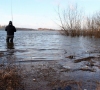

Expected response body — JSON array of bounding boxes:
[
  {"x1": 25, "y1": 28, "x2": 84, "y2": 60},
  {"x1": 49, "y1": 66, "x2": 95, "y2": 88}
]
[{"x1": 0, "y1": 30, "x2": 100, "y2": 62}]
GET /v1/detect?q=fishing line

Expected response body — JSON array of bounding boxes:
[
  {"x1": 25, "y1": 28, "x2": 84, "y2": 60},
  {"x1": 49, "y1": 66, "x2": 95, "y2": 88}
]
[{"x1": 11, "y1": 0, "x2": 13, "y2": 22}]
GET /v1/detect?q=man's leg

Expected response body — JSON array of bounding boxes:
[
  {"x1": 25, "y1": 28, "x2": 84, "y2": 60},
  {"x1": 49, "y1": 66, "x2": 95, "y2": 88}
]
[{"x1": 6, "y1": 37, "x2": 10, "y2": 43}]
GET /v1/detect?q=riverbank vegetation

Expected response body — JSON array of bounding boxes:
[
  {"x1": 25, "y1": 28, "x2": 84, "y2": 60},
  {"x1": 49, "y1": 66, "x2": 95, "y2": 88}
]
[
  {"x1": 57, "y1": 5, "x2": 100, "y2": 38},
  {"x1": 0, "y1": 63, "x2": 24, "y2": 90}
]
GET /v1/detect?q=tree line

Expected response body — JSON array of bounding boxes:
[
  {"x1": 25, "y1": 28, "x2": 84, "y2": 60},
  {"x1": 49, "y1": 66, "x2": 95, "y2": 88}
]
[{"x1": 57, "y1": 5, "x2": 100, "y2": 37}]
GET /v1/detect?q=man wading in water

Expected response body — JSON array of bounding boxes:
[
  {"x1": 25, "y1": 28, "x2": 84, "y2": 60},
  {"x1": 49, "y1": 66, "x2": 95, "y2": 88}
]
[{"x1": 5, "y1": 21, "x2": 16, "y2": 43}]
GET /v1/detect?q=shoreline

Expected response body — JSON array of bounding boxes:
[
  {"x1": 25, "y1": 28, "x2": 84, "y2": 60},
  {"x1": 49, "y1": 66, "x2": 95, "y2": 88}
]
[{"x1": 0, "y1": 50, "x2": 100, "y2": 90}]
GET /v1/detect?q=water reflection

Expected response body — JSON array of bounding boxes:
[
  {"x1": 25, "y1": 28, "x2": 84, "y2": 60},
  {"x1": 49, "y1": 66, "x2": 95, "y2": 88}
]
[{"x1": 6, "y1": 42, "x2": 14, "y2": 49}]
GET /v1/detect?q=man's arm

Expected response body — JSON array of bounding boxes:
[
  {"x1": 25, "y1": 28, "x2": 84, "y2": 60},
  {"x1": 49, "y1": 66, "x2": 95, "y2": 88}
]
[
  {"x1": 5, "y1": 26, "x2": 7, "y2": 31},
  {"x1": 13, "y1": 26, "x2": 16, "y2": 32}
]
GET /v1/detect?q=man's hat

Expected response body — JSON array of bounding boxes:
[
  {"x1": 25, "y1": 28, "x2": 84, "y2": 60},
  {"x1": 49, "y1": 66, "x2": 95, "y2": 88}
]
[
  {"x1": 9, "y1": 21, "x2": 12, "y2": 25},
  {"x1": 9, "y1": 21, "x2": 12, "y2": 24}
]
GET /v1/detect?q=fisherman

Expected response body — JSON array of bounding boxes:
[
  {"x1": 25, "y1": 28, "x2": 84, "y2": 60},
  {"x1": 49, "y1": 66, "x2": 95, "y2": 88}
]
[{"x1": 5, "y1": 21, "x2": 16, "y2": 43}]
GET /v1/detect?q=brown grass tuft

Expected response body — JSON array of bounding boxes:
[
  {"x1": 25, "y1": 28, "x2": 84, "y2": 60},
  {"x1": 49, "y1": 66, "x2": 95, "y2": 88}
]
[{"x1": 0, "y1": 64, "x2": 24, "y2": 90}]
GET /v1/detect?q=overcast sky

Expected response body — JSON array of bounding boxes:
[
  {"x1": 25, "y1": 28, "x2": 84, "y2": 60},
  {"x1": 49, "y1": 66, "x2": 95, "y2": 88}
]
[{"x1": 0, "y1": 0, "x2": 100, "y2": 29}]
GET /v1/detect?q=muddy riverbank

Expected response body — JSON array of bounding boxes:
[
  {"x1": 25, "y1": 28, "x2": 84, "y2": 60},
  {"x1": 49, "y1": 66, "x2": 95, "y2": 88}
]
[{"x1": 0, "y1": 50, "x2": 100, "y2": 90}]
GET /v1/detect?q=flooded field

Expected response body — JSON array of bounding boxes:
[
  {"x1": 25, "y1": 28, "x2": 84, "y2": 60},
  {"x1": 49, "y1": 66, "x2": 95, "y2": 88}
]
[{"x1": 0, "y1": 30, "x2": 100, "y2": 90}]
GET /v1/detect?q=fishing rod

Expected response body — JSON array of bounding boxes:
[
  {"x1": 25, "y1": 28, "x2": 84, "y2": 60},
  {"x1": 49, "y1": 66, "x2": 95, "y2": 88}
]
[{"x1": 11, "y1": 0, "x2": 13, "y2": 22}]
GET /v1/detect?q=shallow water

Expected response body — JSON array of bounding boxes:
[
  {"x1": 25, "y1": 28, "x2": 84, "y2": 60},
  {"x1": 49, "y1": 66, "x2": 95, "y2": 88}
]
[
  {"x1": 0, "y1": 30, "x2": 99, "y2": 61},
  {"x1": 0, "y1": 30, "x2": 100, "y2": 61}
]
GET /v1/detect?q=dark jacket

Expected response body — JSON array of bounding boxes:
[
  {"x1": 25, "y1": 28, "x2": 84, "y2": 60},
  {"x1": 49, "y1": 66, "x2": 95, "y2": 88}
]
[{"x1": 5, "y1": 24, "x2": 16, "y2": 35}]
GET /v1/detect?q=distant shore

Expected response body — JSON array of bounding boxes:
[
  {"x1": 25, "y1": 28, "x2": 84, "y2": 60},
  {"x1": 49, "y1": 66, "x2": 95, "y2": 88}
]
[
  {"x1": 0, "y1": 25, "x2": 35, "y2": 30},
  {"x1": 0, "y1": 27, "x2": 59, "y2": 31}
]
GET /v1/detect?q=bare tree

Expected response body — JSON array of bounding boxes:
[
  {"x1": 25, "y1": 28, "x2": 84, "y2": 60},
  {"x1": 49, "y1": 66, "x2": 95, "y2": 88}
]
[
  {"x1": 85, "y1": 11, "x2": 100, "y2": 31},
  {"x1": 94, "y1": 11, "x2": 100, "y2": 30},
  {"x1": 86, "y1": 17, "x2": 94, "y2": 30},
  {"x1": 57, "y1": 4, "x2": 83, "y2": 31}
]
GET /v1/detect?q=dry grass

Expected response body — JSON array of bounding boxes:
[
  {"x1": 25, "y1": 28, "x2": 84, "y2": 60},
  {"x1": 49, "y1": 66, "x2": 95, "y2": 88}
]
[
  {"x1": 0, "y1": 64, "x2": 24, "y2": 90},
  {"x1": 62, "y1": 29, "x2": 100, "y2": 38},
  {"x1": 96, "y1": 83, "x2": 100, "y2": 90}
]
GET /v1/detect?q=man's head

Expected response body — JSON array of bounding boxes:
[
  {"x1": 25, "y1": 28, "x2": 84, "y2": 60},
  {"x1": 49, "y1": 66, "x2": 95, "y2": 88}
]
[{"x1": 9, "y1": 21, "x2": 13, "y2": 25}]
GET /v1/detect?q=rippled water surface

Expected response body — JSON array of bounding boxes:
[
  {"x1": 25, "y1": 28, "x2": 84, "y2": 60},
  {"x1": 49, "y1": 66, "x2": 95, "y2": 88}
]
[{"x1": 0, "y1": 30, "x2": 100, "y2": 62}]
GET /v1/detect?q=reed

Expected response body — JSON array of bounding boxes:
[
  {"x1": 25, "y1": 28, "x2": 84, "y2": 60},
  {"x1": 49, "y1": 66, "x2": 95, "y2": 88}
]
[
  {"x1": 57, "y1": 4, "x2": 100, "y2": 38},
  {"x1": 62, "y1": 29, "x2": 100, "y2": 38}
]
